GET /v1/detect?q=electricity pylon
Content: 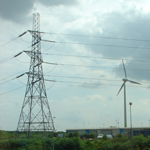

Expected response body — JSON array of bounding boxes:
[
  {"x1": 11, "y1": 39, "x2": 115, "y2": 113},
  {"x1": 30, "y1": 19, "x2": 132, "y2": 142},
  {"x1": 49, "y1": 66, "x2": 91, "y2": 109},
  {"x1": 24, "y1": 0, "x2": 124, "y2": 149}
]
[{"x1": 16, "y1": 13, "x2": 55, "y2": 137}]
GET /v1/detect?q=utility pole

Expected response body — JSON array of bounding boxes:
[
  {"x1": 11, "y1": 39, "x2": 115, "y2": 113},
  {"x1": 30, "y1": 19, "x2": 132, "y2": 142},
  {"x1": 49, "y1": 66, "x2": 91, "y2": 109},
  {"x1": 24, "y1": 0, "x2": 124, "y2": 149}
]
[
  {"x1": 129, "y1": 102, "x2": 133, "y2": 150},
  {"x1": 16, "y1": 13, "x2": 55, "y2": 137}
]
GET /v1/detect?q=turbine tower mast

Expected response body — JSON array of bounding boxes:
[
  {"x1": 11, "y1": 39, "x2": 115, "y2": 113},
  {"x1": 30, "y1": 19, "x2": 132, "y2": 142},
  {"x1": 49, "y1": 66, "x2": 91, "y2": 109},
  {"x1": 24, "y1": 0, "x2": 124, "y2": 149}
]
[
  {"x1": 117, "y1": 60, "x2": 141, "y2": 128},
  {"x1": 124, "y1": 81, "x2": 127, "y2": 127},
  {"x1": 16, "y1": 13, "x2": 55, "y2": 137}
]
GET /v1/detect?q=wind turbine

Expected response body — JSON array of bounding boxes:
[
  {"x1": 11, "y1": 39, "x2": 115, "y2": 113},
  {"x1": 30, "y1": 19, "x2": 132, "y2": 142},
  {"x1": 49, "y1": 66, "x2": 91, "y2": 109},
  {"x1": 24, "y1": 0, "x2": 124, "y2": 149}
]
[{"x1": 117, "y1": 60, "x2": 141, "y2": 127}]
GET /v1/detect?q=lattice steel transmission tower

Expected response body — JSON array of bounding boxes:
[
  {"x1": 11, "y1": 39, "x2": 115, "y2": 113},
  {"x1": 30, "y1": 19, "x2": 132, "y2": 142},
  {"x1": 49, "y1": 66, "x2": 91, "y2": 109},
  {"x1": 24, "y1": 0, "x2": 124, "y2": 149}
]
[{"x1": 16, "y1": 13, "x2": 55, "y2": 137}]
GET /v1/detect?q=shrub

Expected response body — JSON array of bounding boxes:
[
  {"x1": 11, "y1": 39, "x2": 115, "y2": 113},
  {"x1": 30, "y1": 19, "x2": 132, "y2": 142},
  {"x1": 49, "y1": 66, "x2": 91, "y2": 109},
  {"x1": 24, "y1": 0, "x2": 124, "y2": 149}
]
[
  {"x1": 112, "y1": 134, "x2": 129, "y2": 143},
  {"x1": 133, "y1": 134, "x2": 149, "y2": 149},
  {"x1": 73, "y1": 132, "x2": 79, "y2": 137},
  {"x1": 55, "y1": 137, "x2": 83, "y2": 150},
  {"x1": 80, "y1": 133, "x2": 87, "y2": 139},
  {"x1": 102, "y1": 134, "x2": 108, "y2": 141},
  {"x1": 101, "y1": 140, "x2": 131, "y2": 150},
  {"x1": 68, "y1": 133, "x2": 73, "y2": 138},
  {"x1": 84, "y1": 140, "x2": 97, "y2": 150},
  {"x1": 0, "y1": 134, "x2": 150, "y2": 150},
  {"x1": 89, "y1": 133, "x2": 96, "y2": 139}
]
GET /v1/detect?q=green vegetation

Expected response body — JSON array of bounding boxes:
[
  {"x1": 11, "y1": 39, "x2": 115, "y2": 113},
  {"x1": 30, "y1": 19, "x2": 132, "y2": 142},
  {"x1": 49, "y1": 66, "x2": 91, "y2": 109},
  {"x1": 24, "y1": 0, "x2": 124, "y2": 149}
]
[{"x1": 0, "y1": 130, "x2": 150, "y2": 150}]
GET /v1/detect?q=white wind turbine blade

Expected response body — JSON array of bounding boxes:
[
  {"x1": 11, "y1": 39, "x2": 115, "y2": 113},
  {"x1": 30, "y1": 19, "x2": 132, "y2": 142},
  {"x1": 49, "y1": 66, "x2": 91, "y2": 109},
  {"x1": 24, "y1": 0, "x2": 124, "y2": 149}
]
[
  {"x1": 128, "y1": 79, "x2": 141, "y2": 85},
  {"x1": 117, "y1": 82, "x2": 125, "y2": 96},
  {"x1": 122, "y1": 60, "x2": 127, "y2": 78}
]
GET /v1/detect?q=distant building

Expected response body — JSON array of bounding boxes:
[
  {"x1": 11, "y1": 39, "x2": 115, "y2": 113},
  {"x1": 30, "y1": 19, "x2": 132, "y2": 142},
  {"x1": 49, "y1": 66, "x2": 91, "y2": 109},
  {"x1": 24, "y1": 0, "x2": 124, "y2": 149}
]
[
  {"x1": 66, "y1": 127, "x2": 150, "y2": 137},
  {"x1": 58, "y1": 133, "x2": 64, "y2": 138}
]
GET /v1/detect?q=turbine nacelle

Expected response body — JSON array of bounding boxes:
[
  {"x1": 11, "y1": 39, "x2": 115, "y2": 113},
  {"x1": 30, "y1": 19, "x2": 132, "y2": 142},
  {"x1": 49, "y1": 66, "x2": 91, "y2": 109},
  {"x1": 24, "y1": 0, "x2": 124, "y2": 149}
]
[{"x1": 122, "y1": 78, "x2": 128, "y2": 82}]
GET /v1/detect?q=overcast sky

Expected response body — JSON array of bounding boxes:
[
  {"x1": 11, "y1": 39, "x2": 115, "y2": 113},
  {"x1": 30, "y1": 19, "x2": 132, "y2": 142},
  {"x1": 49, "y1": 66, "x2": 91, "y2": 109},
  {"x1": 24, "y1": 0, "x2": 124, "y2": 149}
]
[{"x1": 0, "y1": 0, "x2": 150, "y2": 131}]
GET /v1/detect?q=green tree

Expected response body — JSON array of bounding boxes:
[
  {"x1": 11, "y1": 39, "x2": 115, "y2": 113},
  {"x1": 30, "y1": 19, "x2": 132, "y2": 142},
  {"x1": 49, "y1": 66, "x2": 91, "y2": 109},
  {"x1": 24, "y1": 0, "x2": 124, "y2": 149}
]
[
  {"x1": 102, "y1": 134, "x2": 108, "y2": 141},
  {"x1": 73, "y1": 132, "x2": 79, "y2": 137},
  {"x1": 68, "y1": 133, "x2": 73, "y2": 138},
  {"x1": 80, "y1": 133, "x2": 87, "y2": 139},
  {"x1": 89, "y1": 133, "x2": 96, "y2": 139}
]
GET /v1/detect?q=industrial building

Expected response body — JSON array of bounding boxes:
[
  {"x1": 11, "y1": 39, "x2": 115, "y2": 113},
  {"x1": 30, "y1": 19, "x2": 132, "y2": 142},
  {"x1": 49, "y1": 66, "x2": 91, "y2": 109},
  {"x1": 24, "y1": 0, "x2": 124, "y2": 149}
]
[{"x1": 66, "y1": 127, "x2": 150, "y2": 137}]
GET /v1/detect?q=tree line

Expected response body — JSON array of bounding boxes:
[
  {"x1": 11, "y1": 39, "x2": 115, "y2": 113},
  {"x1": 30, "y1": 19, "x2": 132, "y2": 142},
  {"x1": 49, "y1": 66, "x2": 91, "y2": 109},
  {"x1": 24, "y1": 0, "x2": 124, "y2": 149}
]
[{"x1": 0, "y1": 130, "x2": 150, "y2": 150}]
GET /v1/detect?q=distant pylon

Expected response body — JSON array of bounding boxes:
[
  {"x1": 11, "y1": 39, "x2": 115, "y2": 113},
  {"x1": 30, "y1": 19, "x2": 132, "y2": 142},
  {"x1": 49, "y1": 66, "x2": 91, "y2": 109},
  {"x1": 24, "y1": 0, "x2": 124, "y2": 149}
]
[{"x1": 16, "y1": 13, "x2": 55, "y2": 137}]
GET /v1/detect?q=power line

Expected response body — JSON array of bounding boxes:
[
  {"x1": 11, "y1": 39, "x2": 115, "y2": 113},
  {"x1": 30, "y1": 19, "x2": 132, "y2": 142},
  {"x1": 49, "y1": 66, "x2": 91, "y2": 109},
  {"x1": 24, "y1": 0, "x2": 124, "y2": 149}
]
[
  {"x1": 17, "y1": 78, "x2": 26, "y2": 85},
  {"x1": 0, "y1": 42, "x2": 53, "y2": 65},
  {"x1": 0, "y1": 37, "x2": 19, "y2": 49},
  {"x1": 42, "y1": 39, "x2": 150, "y2": 51},
  {"x1": 19, "y1": 37, "x2": 31, "y2": 43},
  {"x1": 47, "y1": 33, "x2": 150, "y2": 43},
  {"x1": 43, "y1": 43, "x2": 55, "y2": 52},
  {"x1": 1, "y1": 69, "x2": 149, "y2": 87},
  {"x1": 0, "y1": 69, "x2": 28, "y2": 82},
  {"x1": 0, "y1": 31, "x2": 28, "y2": 49},
  {"x1": 29, "y1": 30, "x2": 150, "y2": 42},
  {"x1": 45, "y1": 75, "x2": 120, "y2": 81},
  {"x1": 0, "y1": 57, "x2": 14, "y2": 64},
  {"x1": 15, "y1": 57, "x2": 29, "y2": 63},
  {"x1": 45, "y1": 75, "x2": 150, "y2": 84},
  {"x1": 0, "y1": 52, "x2": 23, "y2": 65},
  {"x1": 0, "y1": 67, "x2": 56, "y2": 86},
  {"x1": 44, "y1": 62, "x2": 150, "y2": 72},
  {"x1": 46, "y1": 82, "x2": 55, "y2": 90},
  {"x1": 1, "y1": 32, "x2": 149, "y2": 65},
  {"x1": 42, "y1": 53, "x2": 150, "y2": 63},
  {"x1": 45, "y1": 79, "x2": 148, "y2": 89},
  {"x1": 44, "y1": 65, "x2": 57, "y2": 74},
  {"x1": 0, "y1": 45, "x2": 32, "y2": 65},
  {"x1": 1, "y1": 49, "x2": 149, "y2": 66},
  {"x1": 41, "y1": 13, "x2": 150, "y2": 23},
  {"x1": 0, "y1": 77, "x2": 148, "y2": 96},
  {"x1": 0, "y1": 86, "x2": 25, "y2": 96},
  {"x1": 0, "y1": 72, "x2": 27, "y2": 86},
  {"x1": 0, "y1": 78, "x2": 16, "y2": 86}
]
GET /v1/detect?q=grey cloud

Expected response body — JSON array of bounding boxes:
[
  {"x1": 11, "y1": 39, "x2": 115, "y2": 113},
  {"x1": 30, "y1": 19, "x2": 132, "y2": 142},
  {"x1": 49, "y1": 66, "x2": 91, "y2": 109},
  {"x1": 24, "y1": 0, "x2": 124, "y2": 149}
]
[
  {"x1": 0, "y1": 0, "x2": 33, "y2": 22},
  {"x1": 38, "y1": 0, "x2": 79, "y2": 6},
  {"x1": 60, "y1": 8, "x2": 150, "y2": 81},
  {"x1": 78, "y1": 81, "x2": 102, "y2": 89},
  {"x1": 99, "y1": 75, "x2": 106, "y2": 78},
  {"x1": 113, "y1": 61, "x2": 150, "y2": 81},
  {"x1": 62, "y1": 5, "x2": 150, "y2": 58},
  {"x1": 0, "y1": 0, "x2": 79, "y2": 22}
]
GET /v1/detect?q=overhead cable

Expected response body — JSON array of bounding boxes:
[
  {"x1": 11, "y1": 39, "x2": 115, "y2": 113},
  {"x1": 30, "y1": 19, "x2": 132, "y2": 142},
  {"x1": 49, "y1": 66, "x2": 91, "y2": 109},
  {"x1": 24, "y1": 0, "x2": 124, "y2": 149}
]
[
  {"x1": 29, "y1": 30, "x2": 150, "y2": 42},
  {"x1": 0, "y1": 56, "x2": 14, "y2": 64},
  {"x1": 44, "y1": 62, "x2": 150, "y2": 72},
  {"x1": 42, "y1": 39, "x2": 150, "y2": 51},
  {"x1": 44, "y1": 75, "x2": 150, "y2": 84},
  {"x1": 44, "y1": 65, "x2": 57, "y2": 74},
  {"x1": 46, "y1": 82, "x2": 55, "y2": 90},
  {"x1": 43, "y1": 43, "x2": 55, "y2": 52},
  {"x1": 0, "y1": 72, "x2": 27, "y2": 86},
  {"x1": 0, "y1": 51, "x2": 24, "y2": 65},
  {"x1": 48, "y1": 33, "x2": 150, "y2": 42},
  {"x1": 0, "y1": 86, "x2": 25, "y2": 96},
  {"x1": 0, "y1": 69, "x2": 28, "y2": 82},
  {"x1": 0, "y1": 31, "x2": 28, "y2": 49},
  {"x1": 0, "y1": 47, "x2": 31, "y2": 65},
  {"x1": 42, "y1": 53, "x2": 150, "y2": 63},
  {"x1": 0, "y1": 77, "x2": 148, "y2": 96},
  {"x1": 0, "y1": 78, "x2": 16, "y2": 86},
  {"x1": 41, "y1": 13, "x2": 150, "y2": 23},
  {"x1": 44, "y1": 79, "x2": 148, "y2": 89}
]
